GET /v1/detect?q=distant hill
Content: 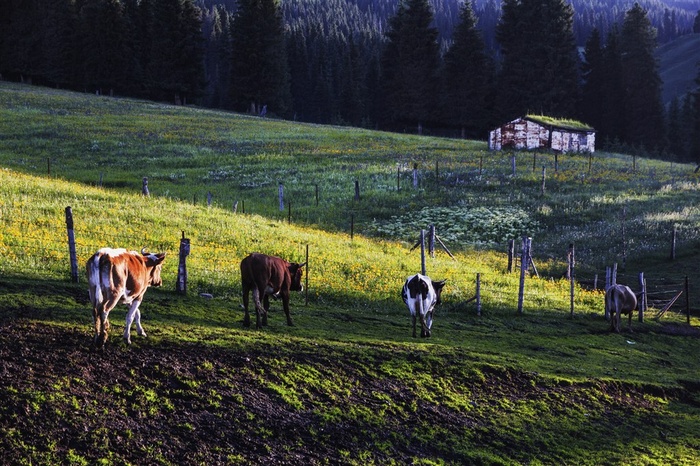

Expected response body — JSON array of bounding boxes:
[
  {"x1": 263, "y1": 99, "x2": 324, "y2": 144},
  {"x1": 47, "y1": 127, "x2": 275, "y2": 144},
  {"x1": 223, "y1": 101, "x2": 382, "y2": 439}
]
[{"x1": 657, "y1": 33, "x2": 700, "y2": 105}]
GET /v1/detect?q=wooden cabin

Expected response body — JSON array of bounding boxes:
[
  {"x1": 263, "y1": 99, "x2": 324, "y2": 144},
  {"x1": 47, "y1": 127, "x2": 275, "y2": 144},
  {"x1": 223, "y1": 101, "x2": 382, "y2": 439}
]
[{"x1": 488, "y1": 115, "x2": 595, "y2": 153}]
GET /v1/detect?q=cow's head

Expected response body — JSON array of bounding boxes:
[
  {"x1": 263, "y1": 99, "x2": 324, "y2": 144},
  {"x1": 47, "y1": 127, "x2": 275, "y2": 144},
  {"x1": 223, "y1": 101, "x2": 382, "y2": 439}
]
[
  {"x1": 431, "y1": 279, "x2": 446, "y2": 306},
  {"x1": 142, "y1": 250, "x2": 166, "y2": 287},
  {"x1": 288, "y1": 262, "x2": 306, "y2": 292}
]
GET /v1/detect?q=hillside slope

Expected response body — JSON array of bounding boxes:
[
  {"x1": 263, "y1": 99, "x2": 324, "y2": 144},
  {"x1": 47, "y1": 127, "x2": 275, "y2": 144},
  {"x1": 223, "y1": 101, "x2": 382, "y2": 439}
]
[{"x1": 658, "y1": 33, "x2": 700, "y2": 105}]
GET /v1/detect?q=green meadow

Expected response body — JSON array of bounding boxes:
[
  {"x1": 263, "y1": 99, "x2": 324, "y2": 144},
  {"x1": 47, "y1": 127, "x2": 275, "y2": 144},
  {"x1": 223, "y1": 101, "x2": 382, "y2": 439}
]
[{"x1": 1, "y1": 82, "x2": 699, "y2": 465}]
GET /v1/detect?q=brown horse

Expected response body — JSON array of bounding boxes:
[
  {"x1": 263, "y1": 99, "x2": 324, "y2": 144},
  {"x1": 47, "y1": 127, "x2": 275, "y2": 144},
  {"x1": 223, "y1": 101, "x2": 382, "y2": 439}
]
[{"x1": 605, "y1": 284, "x2": 637, "y2": 333}]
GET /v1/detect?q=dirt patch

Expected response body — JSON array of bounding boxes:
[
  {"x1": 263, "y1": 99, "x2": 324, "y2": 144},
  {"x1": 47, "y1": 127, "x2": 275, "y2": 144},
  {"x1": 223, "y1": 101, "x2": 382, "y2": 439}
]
[{"x1": 0, "y1": 320, "x2": 681, "y2": 464}]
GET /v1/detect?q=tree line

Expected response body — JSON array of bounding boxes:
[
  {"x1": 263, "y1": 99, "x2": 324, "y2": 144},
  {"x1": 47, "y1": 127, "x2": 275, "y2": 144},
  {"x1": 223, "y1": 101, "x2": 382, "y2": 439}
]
[{"x1": 1, "y1": 0, "x2": 700, "y2": 162}]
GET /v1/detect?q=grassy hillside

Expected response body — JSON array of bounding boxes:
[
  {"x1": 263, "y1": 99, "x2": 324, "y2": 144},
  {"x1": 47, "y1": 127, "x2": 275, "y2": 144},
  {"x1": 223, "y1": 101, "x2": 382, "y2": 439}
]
[
  {"x1": 1, "y1": 83, "x2": 700, "y2": 464},
  {"x1": 657, "y1": 33, "x2": 700, "y2": 105}
]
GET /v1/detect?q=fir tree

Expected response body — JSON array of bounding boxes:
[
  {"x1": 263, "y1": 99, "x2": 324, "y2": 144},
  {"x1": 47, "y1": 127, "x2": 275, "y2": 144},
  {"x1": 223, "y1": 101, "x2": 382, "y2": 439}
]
[
  {"x1": 230, "y1": 0, "x2": 291, "y2": 117},
  {"x1": 496, "y1": 0, "x2": 579, "y2": 120},
  {"x1": 599, "y1": 26, "x2": 625, "y2": 145},
  {"x1": 620, "y1": 3, "x2": 665, "y2": 151},
  {"x1": 441, "y1": 0, "x2": 494, "y2": 138},
  {"x1": 580, "y1": 28, "x2": 605, "y2": 131},
  {"x1": 380, "y1": 0, "x2": 440, "y2": 132}
]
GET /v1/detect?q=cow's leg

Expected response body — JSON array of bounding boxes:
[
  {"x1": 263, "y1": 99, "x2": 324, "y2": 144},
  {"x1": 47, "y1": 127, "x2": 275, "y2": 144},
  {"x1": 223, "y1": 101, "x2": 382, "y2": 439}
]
[
  {"x1": 281, "y1": 291, "x2": 293, "y2": 326},
  {"x1": 252, "y1": 287, "x2": 263, "y2": 329},
  {"x1": 614, "y1": 308, "x2": 621, "y2": 333},
  {"x1": 124, "y1": 300, "x2": 143, "y2": 344},
  {"x1": 627, "y1": 310, "x2": 633, "y2": 332},
  {"x1": 425, "y1": 311, "x2": 433, "y2": 338},
  {"x1": 134, "y1": 306, "x2": 147, "y2": 338},
  {"x1": 411, "y1": 314, "x2": 417, "y2": 338},
  {"x1": 419, "y1": 313, "x2": 429, "y2": 338},
  {"x1": 262, "y1": 294, "x2": 270, "y2": 327},
  {"x1": 242, "y1": 283, "x2": 251, "y2": 327},
  {"x1": 96, "y1": 291, "x2": 121, "y2": 348}
]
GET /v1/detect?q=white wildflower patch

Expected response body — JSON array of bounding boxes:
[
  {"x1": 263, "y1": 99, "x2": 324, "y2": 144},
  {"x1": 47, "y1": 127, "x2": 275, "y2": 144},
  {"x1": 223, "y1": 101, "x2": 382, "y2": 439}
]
[{"x1": 367, "y1": 206, "x2": 540, "y2": 245}]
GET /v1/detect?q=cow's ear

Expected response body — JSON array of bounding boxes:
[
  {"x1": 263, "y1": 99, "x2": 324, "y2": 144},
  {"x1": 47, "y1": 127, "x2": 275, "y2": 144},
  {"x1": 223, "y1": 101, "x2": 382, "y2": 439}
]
[
  {"x1": 433, "y1": 279, "x2": 446, "y2": 290},
  {"x1": 298, "y1": 262, "x2": 307, "y2": 268}
]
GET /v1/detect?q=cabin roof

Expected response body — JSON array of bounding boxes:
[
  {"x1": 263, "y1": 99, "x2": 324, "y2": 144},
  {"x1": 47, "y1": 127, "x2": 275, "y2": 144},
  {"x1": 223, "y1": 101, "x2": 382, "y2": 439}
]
[{"x1": 523, "y1": 114, "x2": 595, "y2": 132}]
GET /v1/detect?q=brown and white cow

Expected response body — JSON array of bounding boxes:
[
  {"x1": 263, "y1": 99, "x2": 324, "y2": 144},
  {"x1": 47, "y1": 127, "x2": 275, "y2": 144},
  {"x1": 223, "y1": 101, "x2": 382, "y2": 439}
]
[
  {"x1": 402, "y1": 274, "x2": 446, "y2": 338},
  {"x1": 605, "y1": 284, "x2": 637, "y2": 333},
  {"x1": 240, "y1": 253, "x2": 305, "y2": 329},
  {"x1": 87, "y1": 248, "x2": 166, "y2": 348}
]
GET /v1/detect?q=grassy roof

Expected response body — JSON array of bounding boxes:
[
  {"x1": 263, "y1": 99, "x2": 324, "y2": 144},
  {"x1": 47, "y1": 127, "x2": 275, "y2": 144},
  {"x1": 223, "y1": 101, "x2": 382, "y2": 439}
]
[{"x1": 525, "y1": 114, "x2": 595, "y2": 132}]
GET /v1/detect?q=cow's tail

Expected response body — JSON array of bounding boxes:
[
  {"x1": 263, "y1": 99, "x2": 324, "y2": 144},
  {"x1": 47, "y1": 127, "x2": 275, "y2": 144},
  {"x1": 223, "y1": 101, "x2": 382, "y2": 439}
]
[{"x1": 87, "y1": 253, "x2": 103, "y2": 307}]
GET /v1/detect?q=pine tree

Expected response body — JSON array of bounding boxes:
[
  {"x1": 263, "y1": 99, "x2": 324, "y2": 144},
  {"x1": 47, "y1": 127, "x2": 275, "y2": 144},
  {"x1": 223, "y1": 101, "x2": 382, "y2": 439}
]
[
  {"x1": 620, "y1": 3, "x2": 665, "y2": 151},
  {"x1": 441, "y1": 0, "x2": 495, "y2": 138},
  {"x1": 380, "y1": 0, "x2": 440, "y2": 132},
  {"x1": 147, "y1": 0, "x2": 204, "y2": 105},
  {"x1": 78, "y1": 0, "x2": 131, "y2": 96},
  {"x1": 230, "y1": 0, "x2": 291, "y2": 117},
  {"x1": 580, "y1": 28, "x2": 605, "y2": 131},
  {"x1": 496, "y1": 0, "x2": 579, "y2": 121},
  {"x1": 599, "y1": 26, "x2": 625, "y2": 145}
]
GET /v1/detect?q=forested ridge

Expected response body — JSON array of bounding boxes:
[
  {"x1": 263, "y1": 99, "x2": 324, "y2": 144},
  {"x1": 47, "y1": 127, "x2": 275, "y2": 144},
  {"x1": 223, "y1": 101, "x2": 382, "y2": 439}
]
[{"x1": 1, "y1": 0, "x2": 700, "y2": 161}]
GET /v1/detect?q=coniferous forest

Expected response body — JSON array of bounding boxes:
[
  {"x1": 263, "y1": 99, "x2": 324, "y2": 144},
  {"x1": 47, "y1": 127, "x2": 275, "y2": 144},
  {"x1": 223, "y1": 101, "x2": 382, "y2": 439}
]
[{"x1": 2, "y1": 0, "x2": 700, "y2": 161}]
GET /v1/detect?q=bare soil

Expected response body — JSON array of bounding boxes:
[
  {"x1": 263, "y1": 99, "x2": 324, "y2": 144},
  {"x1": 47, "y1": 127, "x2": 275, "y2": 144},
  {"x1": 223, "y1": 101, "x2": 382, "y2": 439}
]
[{"x1": 0, "y1": 320, "x2": 690, "y2": 465}]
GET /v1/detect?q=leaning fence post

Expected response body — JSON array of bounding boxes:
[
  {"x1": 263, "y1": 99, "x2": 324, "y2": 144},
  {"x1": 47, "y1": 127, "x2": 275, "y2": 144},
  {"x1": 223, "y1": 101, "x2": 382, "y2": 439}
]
[
  {"x1": 176, "y1": 231, "x2": 190, "y2": 294},
  {"x1": 65, "y1": 206, "x2": 79, "y2": 283}
]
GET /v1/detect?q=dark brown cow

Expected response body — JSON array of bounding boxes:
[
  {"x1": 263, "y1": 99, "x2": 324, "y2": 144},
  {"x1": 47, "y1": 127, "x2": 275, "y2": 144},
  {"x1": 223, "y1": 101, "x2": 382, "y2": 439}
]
[
  {"x1": 87, "y1": 248, "x2": 166, "y2": 348},
  {"x1": 605, "y1": 284, "x2": 637, "y2": 333},
  {"x1": 240, "y1": 253, "x2": 305, "y2": 329}
]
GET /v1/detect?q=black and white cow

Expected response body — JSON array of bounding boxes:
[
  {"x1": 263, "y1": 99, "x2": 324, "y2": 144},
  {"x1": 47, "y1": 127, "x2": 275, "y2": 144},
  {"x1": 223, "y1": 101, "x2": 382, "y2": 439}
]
[{"x1": 402, "y1": 274, "x2": 446, "y2": 338}]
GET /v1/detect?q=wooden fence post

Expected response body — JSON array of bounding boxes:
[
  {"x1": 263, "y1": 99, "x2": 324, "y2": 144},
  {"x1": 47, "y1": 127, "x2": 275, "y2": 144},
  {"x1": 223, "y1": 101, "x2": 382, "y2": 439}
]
[
  {"x1": 479, "y1": 154, "x2": 483, "y2": 176},
  {"x1": 176, "y1": 231, "x2": 190, "y2": 294},
  {"x1": 278, "y1": 183, "x2": 284, "y2": 211},
  {"x1": 507, "y1": 239, "x2": 514, "y2": 273},
  {"x1": 685, "y1": 276, "x2": 690, "y2": 325},
  {"x1": 638, "y1": 272, "x2": 645, "y2": 322},
  {"x1": 142, "y1": 177, "x2": 149, "y2": 196},
  {"x1": 65, "y1": 206, "x2": 79, "y2": 283},
  {"x1": 354, "y1": 180, "x2": 360, "y2": 201},
  {"x1": 420, "y1": 229, "x2": 426, "y2": 276},
  {"x1": 207, "y1": 191, "x2": 212, "y2": 207},
  {"x1": 315, "y1": 184, "x2": 319, "y2": 206},
  {"x1": 413, "y1": 163, "x2": 418, "y2": 188},
  {"x1": 428, "y1": 225, "x2": 435, "y2": 258},
  {"x1": 569, "y1": 243, "x2": 575, "y2": 317},
  {"x1": 476, "y1": 273, "x2": 482, "y2": 317},
  {"x1": 670, "y1": 225, "x2": 677, "y2": 260},
  {"x1": 517, "y1": 236, "x2": 531, "y2": 315},
  {"x1": 541, "y1": 166, "x2": 546, "y2": 195},
  {"x1": 305, "y1": 244, "x2": 309, "y2": 306},
  {"x1": 511, "y1": 155, "x2": 516, "y2": 177}
]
